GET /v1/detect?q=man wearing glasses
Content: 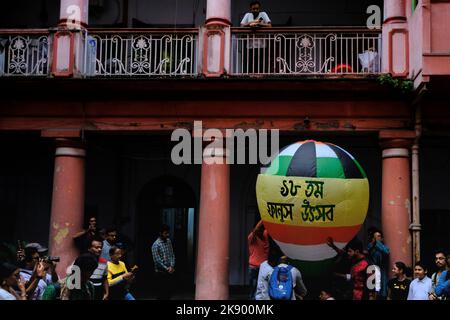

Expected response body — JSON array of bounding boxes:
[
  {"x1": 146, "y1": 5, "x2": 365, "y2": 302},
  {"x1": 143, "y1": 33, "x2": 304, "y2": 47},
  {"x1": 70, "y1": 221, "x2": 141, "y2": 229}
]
[
  {"x1": 429, "y1": 249, "x2": 449, "y2": 300},
  {"x1": 19, "y1": 246, "x2": 57, "y2": 300}
]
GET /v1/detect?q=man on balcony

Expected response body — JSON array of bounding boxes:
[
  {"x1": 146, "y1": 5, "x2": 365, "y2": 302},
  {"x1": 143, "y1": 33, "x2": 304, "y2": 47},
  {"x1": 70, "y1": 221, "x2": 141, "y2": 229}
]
[
  {"x1": 240, "y1": 1, "x2": 272, "y2": 28},
  {"x1": 240, "y1": 1, "x2": 272, "y2": 74}
]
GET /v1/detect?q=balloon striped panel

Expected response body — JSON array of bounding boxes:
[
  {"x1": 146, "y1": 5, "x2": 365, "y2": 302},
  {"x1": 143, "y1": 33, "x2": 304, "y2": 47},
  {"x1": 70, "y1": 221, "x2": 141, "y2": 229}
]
[
  {"x1": 287, "y1": 141, "x2": 317, "y2": 177},
  {"x1": 266, "y1": 141, "x2": 367, "y2": 179},
  {"x1": 290, "y1": 258, "x2": 336, "y2": 278},
  {"x1": 274, "y1": 239, "x2": 347, "y2": 261},
  {"x1": 263, "y1": 221, "x2": 362, "y2": 245},
  {"x1": 257, "y1": 176, "x2": 369, "y2": 227}
]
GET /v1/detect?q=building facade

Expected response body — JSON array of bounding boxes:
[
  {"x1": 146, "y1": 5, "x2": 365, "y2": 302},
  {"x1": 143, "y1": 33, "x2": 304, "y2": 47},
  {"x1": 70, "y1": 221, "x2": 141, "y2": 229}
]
[{"x1": 1, "y1": 0, "x2": 450, "y2": 299}]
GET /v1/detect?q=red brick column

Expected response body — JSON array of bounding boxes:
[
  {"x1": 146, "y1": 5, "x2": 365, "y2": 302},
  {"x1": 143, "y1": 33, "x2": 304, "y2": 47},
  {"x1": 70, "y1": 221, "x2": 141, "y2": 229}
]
[
  {"x1": 48, "y1": 139, "x2": 85, "y2": 277},
  {"x1": 381, "y1": 138, "x2": 412, "y2": 274},
  {"x1": 195, "y1": 147, "x2": 230, "y2": 300}
]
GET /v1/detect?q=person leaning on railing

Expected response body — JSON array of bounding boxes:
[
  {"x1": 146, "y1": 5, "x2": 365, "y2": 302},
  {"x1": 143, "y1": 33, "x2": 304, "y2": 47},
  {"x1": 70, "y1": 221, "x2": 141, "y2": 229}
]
[
  {"x1": 240, "y1": 1, "x2": 272, "y2": 28},
  {"x1": 240, "y1": 1, "x2": 272, "y2": 74}
]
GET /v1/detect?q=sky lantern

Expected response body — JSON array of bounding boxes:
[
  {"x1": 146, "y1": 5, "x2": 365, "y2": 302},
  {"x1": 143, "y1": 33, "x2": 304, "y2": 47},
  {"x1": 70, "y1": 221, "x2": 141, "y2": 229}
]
[{"x1": 256, "y1": 140, "x2": 369, "y2": 276}]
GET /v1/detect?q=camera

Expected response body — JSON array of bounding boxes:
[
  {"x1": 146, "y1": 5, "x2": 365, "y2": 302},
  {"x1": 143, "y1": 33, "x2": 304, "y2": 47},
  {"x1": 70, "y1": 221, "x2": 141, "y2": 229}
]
[{"x1": 43, "y1": 256, "x2": 60, "y2": 263}]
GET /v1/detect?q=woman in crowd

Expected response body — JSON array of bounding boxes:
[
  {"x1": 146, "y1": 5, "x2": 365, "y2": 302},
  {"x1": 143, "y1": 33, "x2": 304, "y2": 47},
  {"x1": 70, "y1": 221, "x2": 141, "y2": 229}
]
[{"x1": 0, "y1": 262, "x2": 27, "y2": 300}]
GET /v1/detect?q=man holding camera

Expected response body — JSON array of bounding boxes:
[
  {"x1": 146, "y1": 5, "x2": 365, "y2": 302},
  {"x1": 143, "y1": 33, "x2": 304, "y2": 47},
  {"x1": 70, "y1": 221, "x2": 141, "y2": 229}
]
[{"x1": 19, "y1": 244, "x2": 59, "y2": 300}]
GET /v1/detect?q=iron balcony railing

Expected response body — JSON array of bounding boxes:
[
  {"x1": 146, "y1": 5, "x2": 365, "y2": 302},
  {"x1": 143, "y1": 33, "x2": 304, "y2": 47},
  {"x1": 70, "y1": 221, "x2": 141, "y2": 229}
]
[
  {"x1": 83, "y1": 28, "x2": 199, "y2": 77},
  {"x1": 0, "y1": 27, "x2": 382, "y2": 78},
  {"x1": 231, "y1": 27, "x2": 382, "y2": 76},
  {"x1": 0, "y1": 30, "x2": 51, "y2": 76}
]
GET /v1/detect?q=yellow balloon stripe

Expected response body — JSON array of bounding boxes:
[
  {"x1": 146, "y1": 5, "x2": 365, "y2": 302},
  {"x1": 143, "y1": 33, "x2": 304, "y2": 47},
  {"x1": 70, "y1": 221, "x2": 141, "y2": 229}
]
[{"x1": 256, "y1": 175, "x2": 369, "y2": 228}]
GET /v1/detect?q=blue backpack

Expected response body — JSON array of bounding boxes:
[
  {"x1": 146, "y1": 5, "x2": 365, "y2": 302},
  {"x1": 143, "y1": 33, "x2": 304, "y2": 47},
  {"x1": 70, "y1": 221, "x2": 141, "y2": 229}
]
[{"x1": 268, "y1": 264, "x2": 294, "y2": 300}]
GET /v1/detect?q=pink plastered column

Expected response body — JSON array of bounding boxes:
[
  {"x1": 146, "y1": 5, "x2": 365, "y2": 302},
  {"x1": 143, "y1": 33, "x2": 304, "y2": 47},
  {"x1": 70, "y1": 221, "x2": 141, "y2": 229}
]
[
  {"x1": 382, "y1": 0, "x2": 409, "y2": 76},
  {"x1": 52, "y1": 0, "x2": 89, "y2": 77},
  {"x1": 48, "y1": 139, "x2": 86, "y2": 277},
  {"x1": 384, "y1": 0, "x2": 406, "y2": 23},
  {"x1": 202, "y1": 0, "x2": 231, "y2": 77},
  {"x1": 59, "y1": 0, "x2": 89, "y2": 27},
  {"x1": 206, "y1": 0, "x2": 231, "y2": 24},
  {"x1": 195, "y1": 147, "x2": 230, "y2": 300},
  {"x1": 381, "y1": 139, "x2": 412, "y2": 276}
]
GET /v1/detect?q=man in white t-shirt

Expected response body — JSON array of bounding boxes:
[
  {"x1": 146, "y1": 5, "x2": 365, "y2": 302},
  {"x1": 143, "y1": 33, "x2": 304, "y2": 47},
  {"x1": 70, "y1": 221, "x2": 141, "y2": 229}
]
[
  {"x1": 240, "y1": 1, "x2": 272, "y2": 73},
  {"x1": 240, "y1": 1, "x2": 272, "y2": 29}
]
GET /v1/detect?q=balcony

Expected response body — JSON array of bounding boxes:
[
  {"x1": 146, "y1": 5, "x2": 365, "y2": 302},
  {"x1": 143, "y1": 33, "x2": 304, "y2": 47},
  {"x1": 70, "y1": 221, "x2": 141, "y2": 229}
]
[
  {"x1": 0, "y1": 30, "x2": 51, "y2": 76},
  {"x1": 83, "y1": 29, "x2": 199, "y2": 77},
  {"x1": 0, "y1": 27, "x2": 383, "y2": 79},
  {"x1": 231, "y1": 27, "x2": 382, "y2": 76}
]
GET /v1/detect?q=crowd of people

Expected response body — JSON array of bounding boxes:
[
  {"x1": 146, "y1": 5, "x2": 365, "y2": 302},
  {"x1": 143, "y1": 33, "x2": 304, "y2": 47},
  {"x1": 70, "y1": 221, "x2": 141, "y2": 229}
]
[
  {"x1": 0, "y1": 217, "x2": 176, "y2": 300},
  {"x1": 247, "y1": 221, "x2": 450, "y2": 300},
  {"x1": 1, "y1": 214, "x2": 449, "y2": 301}
]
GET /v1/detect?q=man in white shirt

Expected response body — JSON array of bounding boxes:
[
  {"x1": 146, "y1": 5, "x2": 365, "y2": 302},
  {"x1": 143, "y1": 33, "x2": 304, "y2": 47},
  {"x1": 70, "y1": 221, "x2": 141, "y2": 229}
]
[
  {"x1": 240, "y1": 1, "x2": 272, "y2": 74},
  {"x1": 255, "y1": 254, "x2": 277, "y2": 300},
  {"x1": 240, "y1": 1, "x2": 272, "y2": 29},
  {"x1": 407, "y1": 261, "x2": 432, "y2": 300}
]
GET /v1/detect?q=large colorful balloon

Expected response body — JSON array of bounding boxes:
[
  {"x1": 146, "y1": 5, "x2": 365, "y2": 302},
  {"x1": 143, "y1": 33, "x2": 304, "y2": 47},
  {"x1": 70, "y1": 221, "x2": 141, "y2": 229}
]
[{"x1": 256, "y1": 140, "x2": 369, "y2": 275}]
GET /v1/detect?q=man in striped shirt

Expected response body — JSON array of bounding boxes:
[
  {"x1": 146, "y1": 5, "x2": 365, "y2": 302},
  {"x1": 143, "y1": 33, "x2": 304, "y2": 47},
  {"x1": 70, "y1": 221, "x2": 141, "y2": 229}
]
[
  {"x1": 87, "y1": 238, "x2": 109, "y2": 300},
  {"x1": 151, "y1": 224, "x2": 175, "y2": 300}
]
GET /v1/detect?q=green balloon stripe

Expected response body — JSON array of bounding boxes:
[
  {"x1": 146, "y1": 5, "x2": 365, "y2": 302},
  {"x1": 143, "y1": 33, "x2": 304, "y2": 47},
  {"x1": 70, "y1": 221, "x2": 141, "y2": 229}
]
[
  {"x1": 316, "y1": 157, "x2": 346, "y2": 179},
  {"x1": 266, "y1": 155, "x2": 292, "y2": 176},
  {"x1": 269, "y1": 148, "x2": 365, "y2": 180}
]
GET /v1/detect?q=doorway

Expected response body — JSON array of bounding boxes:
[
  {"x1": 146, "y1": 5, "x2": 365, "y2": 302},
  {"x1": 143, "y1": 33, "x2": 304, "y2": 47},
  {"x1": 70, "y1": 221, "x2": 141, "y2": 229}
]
[{"x1": 135, "y1": 175, "x2": 197, "y2": 298}]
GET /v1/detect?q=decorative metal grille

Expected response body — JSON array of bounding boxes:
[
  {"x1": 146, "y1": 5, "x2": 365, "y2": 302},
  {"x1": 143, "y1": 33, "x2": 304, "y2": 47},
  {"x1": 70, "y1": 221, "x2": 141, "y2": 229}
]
[
  {"x1": 84, "y1": 32, "x2": 198, "y2": 77},
  {"x1": 231, "y1": 31, "x2": 382, "y2": 75},
  {"x1": 0, "y1": 35, "x2": 50, "y2": 76}
]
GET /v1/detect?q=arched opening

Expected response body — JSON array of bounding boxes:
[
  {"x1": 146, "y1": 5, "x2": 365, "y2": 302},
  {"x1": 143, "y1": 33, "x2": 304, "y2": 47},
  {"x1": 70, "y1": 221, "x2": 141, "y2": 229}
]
[{"x1": 135, "y1": 175, "x2": 197, "y2": 298}]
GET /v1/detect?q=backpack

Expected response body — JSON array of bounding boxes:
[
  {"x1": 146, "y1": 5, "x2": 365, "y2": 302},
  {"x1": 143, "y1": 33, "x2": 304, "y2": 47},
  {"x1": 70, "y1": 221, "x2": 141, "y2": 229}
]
[{"x1": 268, "y1": 264, "x2": 294, "y2": 300}]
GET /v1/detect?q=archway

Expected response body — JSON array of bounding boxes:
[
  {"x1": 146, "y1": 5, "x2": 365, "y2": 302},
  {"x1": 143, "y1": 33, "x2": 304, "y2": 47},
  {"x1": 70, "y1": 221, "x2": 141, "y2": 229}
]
[{"x1": 135, "y1": 175, "x2": 197, "y2": 298}]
